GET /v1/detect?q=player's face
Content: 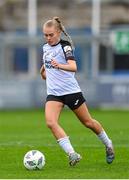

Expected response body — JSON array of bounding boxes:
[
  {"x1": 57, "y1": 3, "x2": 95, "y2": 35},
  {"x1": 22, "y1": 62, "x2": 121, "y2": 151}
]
[{"x1": 43, "y1": 26, "x2": 61, "y2": 46}]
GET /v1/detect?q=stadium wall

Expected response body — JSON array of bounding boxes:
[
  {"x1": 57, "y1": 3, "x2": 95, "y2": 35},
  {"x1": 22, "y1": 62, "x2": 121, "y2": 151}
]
[{"x1": 0, "y1": 78, "x2": 129, "y2": 109}]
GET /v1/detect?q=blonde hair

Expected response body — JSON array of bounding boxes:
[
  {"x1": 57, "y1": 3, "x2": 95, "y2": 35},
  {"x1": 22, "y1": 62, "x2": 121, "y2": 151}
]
[{"x1": 43, "y1": 17, "x2": 74, "y2": 49}]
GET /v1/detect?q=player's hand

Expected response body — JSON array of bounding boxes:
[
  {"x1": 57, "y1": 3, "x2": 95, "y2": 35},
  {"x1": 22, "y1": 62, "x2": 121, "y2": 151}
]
[{"x1": 51, "y1": 59, "x2": 59, "y2": 69}]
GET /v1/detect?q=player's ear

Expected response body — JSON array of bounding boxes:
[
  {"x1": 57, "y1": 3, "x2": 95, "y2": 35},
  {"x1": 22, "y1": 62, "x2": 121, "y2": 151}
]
[{"x1": 56, "y1": 29, "x2": 61, "y2": 34}]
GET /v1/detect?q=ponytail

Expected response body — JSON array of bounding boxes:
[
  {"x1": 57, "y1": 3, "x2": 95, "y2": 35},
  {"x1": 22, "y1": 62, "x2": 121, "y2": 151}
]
[{"x1": 53, "y1": 17, "x2": 74, "y2": 49}]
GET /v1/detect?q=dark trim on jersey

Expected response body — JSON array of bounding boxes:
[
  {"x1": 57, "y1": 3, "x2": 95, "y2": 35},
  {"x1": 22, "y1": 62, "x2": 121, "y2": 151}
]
[
  {"x1": 60, "y1": 39, "x2": 75, "y2": 61},
  {"x1": 51, "y1": 40, "x2": 60, "y2": 46}
]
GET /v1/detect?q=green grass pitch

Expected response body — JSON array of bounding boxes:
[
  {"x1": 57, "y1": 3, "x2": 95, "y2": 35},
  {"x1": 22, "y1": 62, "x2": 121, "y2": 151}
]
[{"x1": 0, "y1": 108, "x2": 129, "y2": 179}]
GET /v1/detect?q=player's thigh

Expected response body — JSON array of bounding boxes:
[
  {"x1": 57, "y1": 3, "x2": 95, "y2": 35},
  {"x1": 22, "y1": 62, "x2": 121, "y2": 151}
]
[
  {"x1": 45, "y1": 101, "x2": 64, "y2": 123},
  {"x1": 73, "y1": 103, "x2": 92, "y2": 124}
]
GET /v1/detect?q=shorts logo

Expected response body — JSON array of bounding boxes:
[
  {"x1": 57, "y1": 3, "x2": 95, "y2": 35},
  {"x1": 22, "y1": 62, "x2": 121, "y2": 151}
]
[{"x1": 74, "y1": 99, "x2": 79, "y2": 105}]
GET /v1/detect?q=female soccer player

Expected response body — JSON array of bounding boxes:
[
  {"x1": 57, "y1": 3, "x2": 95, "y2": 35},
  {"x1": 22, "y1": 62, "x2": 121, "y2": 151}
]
[{"x1": 40, "y1": 17, "x2": 114, "y2": 166}]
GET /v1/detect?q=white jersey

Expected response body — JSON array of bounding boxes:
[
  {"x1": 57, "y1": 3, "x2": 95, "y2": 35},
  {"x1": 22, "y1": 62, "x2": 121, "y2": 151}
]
[{"x1": 42, "y1": 39, "x2": 81, "y2": 96}]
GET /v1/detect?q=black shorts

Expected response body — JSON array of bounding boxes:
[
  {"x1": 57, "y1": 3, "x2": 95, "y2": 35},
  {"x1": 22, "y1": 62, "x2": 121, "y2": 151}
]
[{"x1": 46, "y1": 92, "x2": 86, "y2": 110}]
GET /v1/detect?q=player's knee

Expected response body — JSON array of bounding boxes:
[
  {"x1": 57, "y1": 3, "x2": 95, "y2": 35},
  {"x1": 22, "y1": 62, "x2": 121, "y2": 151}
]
[
  {"x1": 46, "y1": 120, "x2": 57, "y2": 129},
  {"x1": 85, "y1": 119, "x2": 94, "y2": 129}
]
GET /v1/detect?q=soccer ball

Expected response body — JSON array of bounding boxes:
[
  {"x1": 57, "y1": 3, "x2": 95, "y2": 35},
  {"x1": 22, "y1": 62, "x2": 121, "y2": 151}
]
[{"x1": 23, "y1": 150, "x2": 45, "y2": 170}]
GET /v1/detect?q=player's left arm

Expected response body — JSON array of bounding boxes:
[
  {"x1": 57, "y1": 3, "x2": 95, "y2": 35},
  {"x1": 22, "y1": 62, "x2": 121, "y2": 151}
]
[
  {"x1": 51, "y1": 43, "x2": 77, "y2": 72},
  {"x1": 51, "y1": 59, "x2": 77, "y2": 72}
]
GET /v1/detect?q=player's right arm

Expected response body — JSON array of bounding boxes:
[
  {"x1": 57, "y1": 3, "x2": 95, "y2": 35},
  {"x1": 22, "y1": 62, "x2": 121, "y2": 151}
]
[{"x1": 40, "y1": 64, "x2": 46, "y2": 80}]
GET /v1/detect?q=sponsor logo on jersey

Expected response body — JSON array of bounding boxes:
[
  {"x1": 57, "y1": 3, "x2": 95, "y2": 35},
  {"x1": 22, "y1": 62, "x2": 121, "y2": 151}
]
[{"x1": 45, "y1": 60, "x2": 54, "y2": 69}]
